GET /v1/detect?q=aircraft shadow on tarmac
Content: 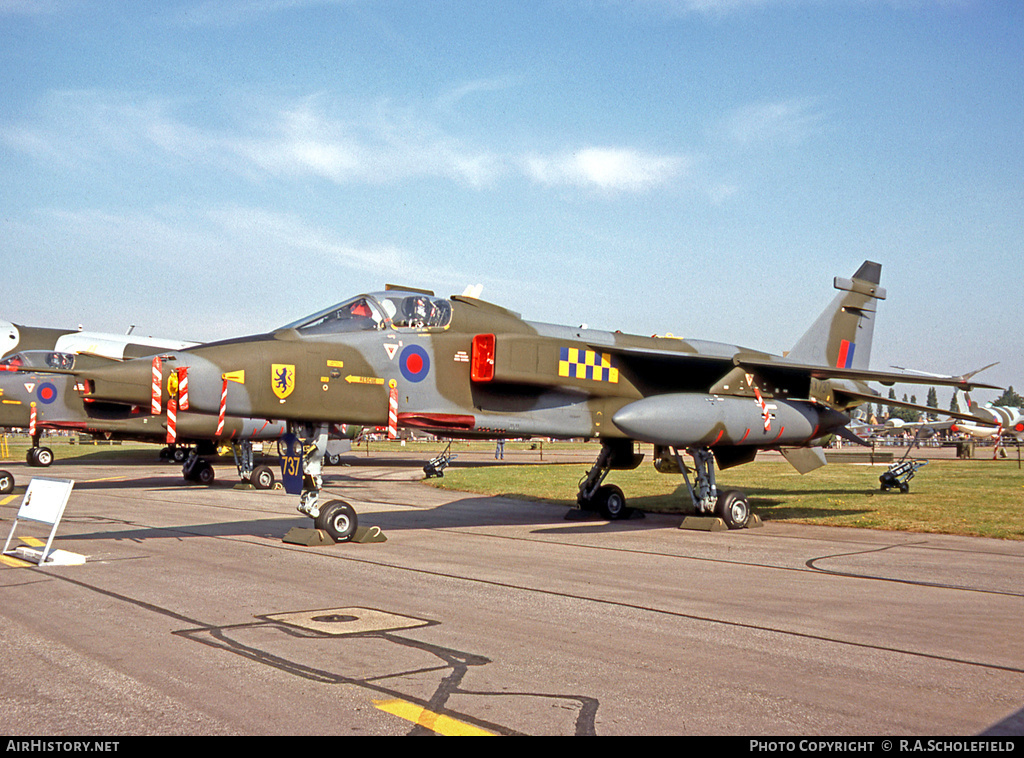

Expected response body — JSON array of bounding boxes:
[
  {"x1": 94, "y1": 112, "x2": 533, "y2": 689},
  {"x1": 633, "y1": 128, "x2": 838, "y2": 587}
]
[
  {"x1": 736, "y1": 486, "x2": 876, "y2": 522},
  {"x1": 60, "y1": 516, "x2": 314, "y2": 543},
  {"x1": 52, "y1": 491, "x2": 680, "y2": 544},
  {"x1": 42, "y1": 485, "x2": 880, "y2": 544}
]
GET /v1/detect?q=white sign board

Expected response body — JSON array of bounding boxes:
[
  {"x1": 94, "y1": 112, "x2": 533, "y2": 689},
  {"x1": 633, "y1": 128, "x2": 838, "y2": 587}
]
[
  {"x1": 17, "y1": 478, "x2": 75, "y2": 525},
  {"x1": 3, "y1": 478, "x2": 77, "y2": 565}
]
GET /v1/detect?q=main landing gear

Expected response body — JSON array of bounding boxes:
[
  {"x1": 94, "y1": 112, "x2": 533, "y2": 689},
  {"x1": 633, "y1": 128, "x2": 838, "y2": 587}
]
[
  {"x1": 290, "y1": 423, "x2": 358, "y2": 543},
  {"x1": 576, "y1": 439, "x2": 643, "y2": 520},
  {"x1": 664, "y1": 446, "x2": 751, "y2": 529},
  {"x1": 231, "y1": 440, "x2": 276, "y2": 490},
  {"x1": 576, "y1": 440, "x2": 751, "y2": 529},
  {"x1": 27, "y1": 446, "x2": 54, "y2": 467},
  {"x1": 167, "y1": 441, "x2": 276, "y2": 489},
  {"x1": 26, "y1": 433, "x2": 53, "y2": 468},
  {"x1": 182, "y1": 450, "x2": 216, "y2": 485}
]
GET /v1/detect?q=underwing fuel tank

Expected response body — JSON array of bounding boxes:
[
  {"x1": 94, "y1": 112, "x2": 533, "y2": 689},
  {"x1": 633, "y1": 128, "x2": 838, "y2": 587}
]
[{"x1": 611, "y1": 393, "x2": 848, "y2": 448}]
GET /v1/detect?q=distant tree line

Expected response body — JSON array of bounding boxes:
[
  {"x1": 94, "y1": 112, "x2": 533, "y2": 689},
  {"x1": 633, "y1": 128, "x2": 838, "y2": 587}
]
[{"x1": 993, "y1": 386, "x2": 1024, "y2": 407}]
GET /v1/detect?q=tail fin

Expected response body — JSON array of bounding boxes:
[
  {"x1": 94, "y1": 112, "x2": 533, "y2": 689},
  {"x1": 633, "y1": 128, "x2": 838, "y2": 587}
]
[{"x1": 787, "y1": 261, "x2": 885, "y2": 370}]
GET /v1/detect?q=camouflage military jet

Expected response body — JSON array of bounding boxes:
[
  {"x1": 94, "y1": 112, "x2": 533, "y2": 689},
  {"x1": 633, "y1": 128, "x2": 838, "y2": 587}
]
[
  {"x1": 0, "y1": 321, "x2": 292, "y2": 491},
  {"x1": 0, "y1": 319, "x2": 195, "y2": 493},
  {"x1": 1, "y1": 317, "x2": 196, "y2": 460},
  {"x1": 67, "y1": 261, "x2": 1000, "y2": 541}
]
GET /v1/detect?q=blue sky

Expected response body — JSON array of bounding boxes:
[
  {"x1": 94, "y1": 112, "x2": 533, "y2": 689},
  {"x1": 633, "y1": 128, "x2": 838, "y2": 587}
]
[{"x1": 2, "y1": 0, "x2": 1021, "y2": 403}]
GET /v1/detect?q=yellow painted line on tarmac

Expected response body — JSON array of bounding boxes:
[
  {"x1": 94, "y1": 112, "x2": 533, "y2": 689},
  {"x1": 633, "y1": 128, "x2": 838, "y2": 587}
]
[
  {"x1": 1, "y1": 494, "x2": 18, "y2": 506},
  {"x1": 19, "y1": 536, "x2": 45, "y2": 547},
  {"x1": 372, "y1": 699, "x2": 495, "y2": 736}
]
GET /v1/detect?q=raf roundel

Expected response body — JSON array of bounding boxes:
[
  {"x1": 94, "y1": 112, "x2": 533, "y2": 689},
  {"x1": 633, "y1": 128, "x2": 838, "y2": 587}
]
[
  {"x1": 399, "y1": 345, "x2": 430, "y2": 383},
  {"x1": 37, "y1": 382, "x2": 58, "y2": 404}
]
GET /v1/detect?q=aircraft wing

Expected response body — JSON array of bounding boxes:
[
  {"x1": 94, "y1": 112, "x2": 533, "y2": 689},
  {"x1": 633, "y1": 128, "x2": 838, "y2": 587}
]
[
  {"x1": 590, "y1": 343, "x2": 1000, "y2": 400},
  {"x1": 836, "y1": 388, "x2": 1001, "y2": 426},
  {"x1": 732, "y1": 354, "x2": 1002, "y2": 391}
]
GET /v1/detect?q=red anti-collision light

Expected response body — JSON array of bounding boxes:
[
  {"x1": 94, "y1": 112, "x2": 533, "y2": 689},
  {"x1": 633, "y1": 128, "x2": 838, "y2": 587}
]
[{"x1": 471, "y1": 334, "x2": 495, "y2": 382}]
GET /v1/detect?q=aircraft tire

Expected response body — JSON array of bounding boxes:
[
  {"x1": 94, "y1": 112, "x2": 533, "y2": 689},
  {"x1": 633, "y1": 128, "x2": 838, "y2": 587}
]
[
  {"x1": 195, "y1": 461, "x2": 215, "y2": 486},
  {"x1": 251, "y1": 465, "x2": 275, "y2": 490},
  {"x1": 715, "y1": 489, "x2": 751, "y2": 529},
  {"x1": 173, "y1": 447, "x2": 187, "y2": 463},
  {"x1": 597, "y1": 484, "x2": 632, "y2": 520},
  {"x1": 35, "y1": 447, "x2": 54, "y2": 467},
  {"x1": 326, "y1": 453, "x2": 342, "y2": 466},
  {"x1": 315, "y1": 499, "x2": 358, "y2": 542},
  {"x1": 0, "y1": 470, "x2": 13, "y2": 494}
]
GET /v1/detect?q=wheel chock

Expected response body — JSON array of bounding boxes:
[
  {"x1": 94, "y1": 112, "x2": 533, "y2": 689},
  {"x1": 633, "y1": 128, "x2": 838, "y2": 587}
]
[
  {"x1": 679, "y1": 516, "x2": 728, "y2": 531},
  {"x1": 352, "y1": 525, "x2": 386, "y2": 543},
  {"x1": 679, "y1": 513, "x2": 763, "y2": 531},
  {"x1": 282, "y1": 527, "x2": 333, "y2": 546},
  {"x1": 283, "y1": 525, "x2": 387, "y2": 545}
]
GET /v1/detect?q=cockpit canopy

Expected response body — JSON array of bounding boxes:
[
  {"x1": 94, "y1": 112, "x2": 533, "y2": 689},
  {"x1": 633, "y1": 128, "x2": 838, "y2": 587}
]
[
  {"x1": 282, "y1": 291, "x2": 453, "y2": 335},
  {"x1": 0, "y1": 350, "x2": 77, "y2": 370}
]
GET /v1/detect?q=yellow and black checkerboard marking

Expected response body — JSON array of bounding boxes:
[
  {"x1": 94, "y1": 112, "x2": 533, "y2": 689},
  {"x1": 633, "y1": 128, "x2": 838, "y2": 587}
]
[{"x1": 558, "y1": 348, "x2": 618, "y2": 383}]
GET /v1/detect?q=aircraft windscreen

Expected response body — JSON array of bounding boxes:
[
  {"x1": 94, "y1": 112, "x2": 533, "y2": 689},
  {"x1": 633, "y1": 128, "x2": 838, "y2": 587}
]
[
  {"x1": 377, "y1": 293, "x2": 452, "y2": 330},
  {"x1": 288, "y1": 297, "x2": 387, "y2": 335},
  {"x1": 0, "y1": 351, "x2": 76, "y2": 370},
  {"x1": 284, "y1": 292, "x2": 453, "y2": 334}
]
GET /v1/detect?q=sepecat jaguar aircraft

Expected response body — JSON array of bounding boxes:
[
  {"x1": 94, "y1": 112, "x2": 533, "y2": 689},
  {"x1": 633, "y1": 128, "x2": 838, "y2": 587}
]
[{"x1": 69, "y1": 261, "x2": 999, "y2": 540}]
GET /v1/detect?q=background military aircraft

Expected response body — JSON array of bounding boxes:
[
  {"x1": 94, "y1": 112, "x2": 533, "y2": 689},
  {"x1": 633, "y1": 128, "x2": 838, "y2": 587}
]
[
  {"x1": 951, "y1": 398, "x2": 1024, "y2": 442},
  {"x1": 70, "y1": 261, "x2": 1000, "y2": 541},
  {"x1": 1, "y1": 318, "x2": 194, "y2": 363},
  {"x1": 0, "y1": 320, "x2": 292, "y2": 492},
  {"x1": 0, "y1": 319, "x2": 195, "y2": 493}
]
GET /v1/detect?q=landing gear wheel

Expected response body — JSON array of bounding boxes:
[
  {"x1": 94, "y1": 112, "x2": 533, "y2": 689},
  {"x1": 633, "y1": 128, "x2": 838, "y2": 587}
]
[
  {"x1": 326, "y1": 453, "x2": 341, "y2": 466},
  {"x1": 250, "y1": 464, "x2": 275, "y2": 490},
  {"x1": 193, "y1": 461, "x2": 215, "y2": 486},
  {"x1": 596, "y1": 484, "x2": 632, "y2": 520},
  {"x1": 0, "y1": 470, "x2": 13, "y2": 494},
  {"x1": 715, "y1": 489, "x2": 751, "y2": 529},
  {"x1": 173, "y1": 447, "x2": 187, "y2": 463},
  {"x1": 315, "y1": 499, "x2": 358, "y2": 542},
  {"x1": 27, "y1": 447, "x2": 53, "y2": 467},
  {"x1": 35, "y1": 447, "x2": 53, "y2": 467}
]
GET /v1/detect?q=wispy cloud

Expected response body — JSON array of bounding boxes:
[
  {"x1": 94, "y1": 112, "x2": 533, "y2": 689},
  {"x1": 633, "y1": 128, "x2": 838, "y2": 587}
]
[
  {"x1": 524, "y1": 147, "x2": 688, "y2": 191},
  {"x1": 204, "y1": 205, "x2": 411, "y2": 274},
  {"x1": 232, "y1": 97, "x2": 504, "y2": 187},
  {"x1": 4, "y1": 89, "x2": 690, "y2": 195},
  {"x1": 434, "y1": 78, "x2": 519, "y2": 113},
  {"x1": 723, "y1": 98, "x2": 825, "y2": 147},
  {"x1": 0, "y1": 90, "x2": 223, "y2": 170}
]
